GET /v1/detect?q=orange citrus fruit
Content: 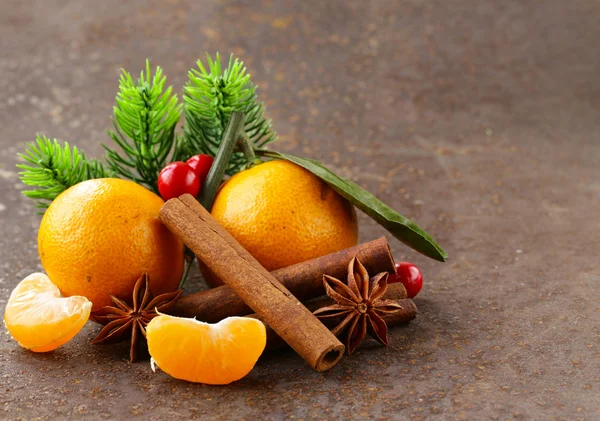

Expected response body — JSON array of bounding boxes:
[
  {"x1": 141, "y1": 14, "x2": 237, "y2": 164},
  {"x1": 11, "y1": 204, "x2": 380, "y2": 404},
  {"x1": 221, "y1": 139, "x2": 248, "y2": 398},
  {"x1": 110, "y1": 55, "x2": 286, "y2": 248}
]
[
  {"x1": 207, "y1": 160, "x2": 358, "y2": 284},
  {"x1": 4, "y1": 272, "x2": 92, "y2": 352},
  {"x1": 147, "y1": 314, "x2": 266, "y2": 385},
  {"x1": 38, "y1": 178, "x2": 184, "y2": 311}
]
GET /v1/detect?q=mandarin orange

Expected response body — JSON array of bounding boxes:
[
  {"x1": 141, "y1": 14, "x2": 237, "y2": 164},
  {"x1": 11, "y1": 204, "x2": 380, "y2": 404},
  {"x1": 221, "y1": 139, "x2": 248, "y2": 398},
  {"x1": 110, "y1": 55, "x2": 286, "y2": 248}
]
[
  {"x1": 4, "y1": 273, "x2": 92, "y2": 352},
  {"x1": 206, "y1": 160, "x2": 358, "y2": 286},
  {"x1": 147, "y1": 314, "x2": 266, "y2": 385},
  {"x1": 38, "y1": 178, "x2": 184, "y2": 310}
]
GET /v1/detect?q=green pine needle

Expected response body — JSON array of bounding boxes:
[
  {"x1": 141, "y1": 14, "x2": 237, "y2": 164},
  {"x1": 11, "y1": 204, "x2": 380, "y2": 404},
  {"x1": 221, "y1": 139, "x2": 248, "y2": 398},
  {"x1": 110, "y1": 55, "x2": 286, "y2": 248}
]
[
  {"x1": 17, "y1": 53, "x2": 276, "y2": 213},
  {"x1": 17, "y1": 135, "x2": 109, "y2": 210},
  {"x1": 104, "y1": 60, "x2": 182, "y2": 193},
  {"x1": 176, "y1": 53, "x2": 277, "y2": 174}
]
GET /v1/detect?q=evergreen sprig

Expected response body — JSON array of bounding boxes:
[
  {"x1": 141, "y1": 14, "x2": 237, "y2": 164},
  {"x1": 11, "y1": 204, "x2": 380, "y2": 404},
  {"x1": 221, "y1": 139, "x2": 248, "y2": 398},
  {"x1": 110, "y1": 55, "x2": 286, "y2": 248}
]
[
  {"x1": 104, "y1": 60, "x2": 182, "y2": 193},
  {"x1": 17, "y1": 135, "x2": 109, "y2": 209},
  {"x1": 176, "y1": 53, "x2": 277, "y2": 174},
  {"x1": 16, "y1": 53, "x2": 277, "y2": 212}
]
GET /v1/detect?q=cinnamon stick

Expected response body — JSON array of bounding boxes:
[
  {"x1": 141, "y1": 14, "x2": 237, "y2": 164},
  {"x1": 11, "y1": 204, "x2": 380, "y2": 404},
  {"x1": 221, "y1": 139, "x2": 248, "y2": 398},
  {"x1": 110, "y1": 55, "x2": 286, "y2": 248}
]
[
  {"x1": 159, "y1": 194, "x2": 345, "y2": 372},
  {"x1": 174, "y1": 237, "x2": 395, "y2": 322}
]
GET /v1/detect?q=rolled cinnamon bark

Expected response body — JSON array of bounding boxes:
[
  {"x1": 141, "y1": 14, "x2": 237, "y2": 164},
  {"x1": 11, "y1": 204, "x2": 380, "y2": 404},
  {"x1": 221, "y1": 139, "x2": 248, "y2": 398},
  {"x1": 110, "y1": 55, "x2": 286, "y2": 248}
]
[
  {"x1": 159, "y1": 194, "x2": 345, "y2": 372},
  {"x1": 253, "y1": 283, "x2": 416, "y2": 350},
  {"x1": 173, "y1": 237, "x2": 396, "y2": 322}
]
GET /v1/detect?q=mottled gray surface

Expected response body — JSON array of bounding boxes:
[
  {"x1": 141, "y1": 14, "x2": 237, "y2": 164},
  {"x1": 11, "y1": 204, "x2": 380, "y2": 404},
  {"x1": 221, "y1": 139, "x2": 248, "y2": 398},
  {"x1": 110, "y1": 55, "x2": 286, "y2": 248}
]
[{"x1": 1, "y1": 1, "x2": 599, "y2": 420}]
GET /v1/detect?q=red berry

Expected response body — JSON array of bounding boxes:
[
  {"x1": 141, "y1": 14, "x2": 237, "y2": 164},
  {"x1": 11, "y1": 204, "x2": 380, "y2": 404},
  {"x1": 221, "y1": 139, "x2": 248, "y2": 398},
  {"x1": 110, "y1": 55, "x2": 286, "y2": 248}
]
[
  {"x1": 388, "y1": 262, "x2": 423, "y2": 298},
  {"x1": 186, "y1": 154, "x2": 214, "y2": 186},
  {"x1": 158, "y1": 162, "x2": 200, "y2": 201}
]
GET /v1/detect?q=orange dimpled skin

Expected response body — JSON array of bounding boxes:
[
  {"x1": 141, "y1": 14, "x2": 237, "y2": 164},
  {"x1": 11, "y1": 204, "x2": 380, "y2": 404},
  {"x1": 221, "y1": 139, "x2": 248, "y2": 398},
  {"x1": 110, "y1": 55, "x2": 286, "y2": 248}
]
[
  {"x1": 37, "y1": 178, "x2": 184, "y2": 310},
  {"x1": 3, "y1": 273, "x2": 92, "y2": 352},
  {"x1": 147, "y1": 315, "x2": 267, "y2": 385},
  {"x1": 211, "y1": 160, "x2": 359, "y2": 272}
]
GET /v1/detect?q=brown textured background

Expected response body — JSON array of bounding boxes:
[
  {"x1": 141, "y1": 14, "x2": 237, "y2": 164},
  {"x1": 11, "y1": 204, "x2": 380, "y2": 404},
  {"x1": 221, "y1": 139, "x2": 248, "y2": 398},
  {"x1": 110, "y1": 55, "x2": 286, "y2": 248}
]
[{"x1": 1, "y1": 1, "x2": 599, "y2": 420}]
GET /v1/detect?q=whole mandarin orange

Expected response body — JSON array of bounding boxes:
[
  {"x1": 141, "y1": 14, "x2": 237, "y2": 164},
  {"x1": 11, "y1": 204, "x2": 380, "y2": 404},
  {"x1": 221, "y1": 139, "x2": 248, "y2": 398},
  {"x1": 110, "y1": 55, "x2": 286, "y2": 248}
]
[
  {"x1": 38, "y1": 178, "x2": 184, "y2": 310},
  {"x1": 205, "y1": 160, "x2": 358, "y2": 286}
]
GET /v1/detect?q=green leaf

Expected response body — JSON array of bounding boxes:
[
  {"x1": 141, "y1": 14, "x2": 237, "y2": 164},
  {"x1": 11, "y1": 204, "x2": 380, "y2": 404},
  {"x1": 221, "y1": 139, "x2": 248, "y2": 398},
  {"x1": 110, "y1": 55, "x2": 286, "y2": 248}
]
[{"x1": 257, "y1": 150, "x2": 448, "y2": 262}]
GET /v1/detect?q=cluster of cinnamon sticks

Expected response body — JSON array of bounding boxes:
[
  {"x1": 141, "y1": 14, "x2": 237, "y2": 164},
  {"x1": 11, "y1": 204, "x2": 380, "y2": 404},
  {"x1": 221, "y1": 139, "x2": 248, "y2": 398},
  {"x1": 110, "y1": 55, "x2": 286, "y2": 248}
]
[{"x1": 159, "y1": 194, "x2": 417, "y2": 372}]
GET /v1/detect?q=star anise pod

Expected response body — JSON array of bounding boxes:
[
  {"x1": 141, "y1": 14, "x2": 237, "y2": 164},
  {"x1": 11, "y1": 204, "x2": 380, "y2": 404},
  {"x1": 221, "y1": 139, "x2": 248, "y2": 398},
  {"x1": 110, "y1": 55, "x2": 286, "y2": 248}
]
[
  {"x1": 313, "y1": 257, "x2": 404, "y2": 354},
  {"x1": 90, "y1": 273, "x2": 182, "y2": 362}
]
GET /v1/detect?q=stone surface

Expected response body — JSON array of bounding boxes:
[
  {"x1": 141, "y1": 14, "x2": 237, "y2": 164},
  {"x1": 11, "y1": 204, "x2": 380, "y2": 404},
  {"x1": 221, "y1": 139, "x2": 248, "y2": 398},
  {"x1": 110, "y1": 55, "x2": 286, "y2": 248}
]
[{"x1": 1, "y1": 1, "x2": 599, "y2": 420}]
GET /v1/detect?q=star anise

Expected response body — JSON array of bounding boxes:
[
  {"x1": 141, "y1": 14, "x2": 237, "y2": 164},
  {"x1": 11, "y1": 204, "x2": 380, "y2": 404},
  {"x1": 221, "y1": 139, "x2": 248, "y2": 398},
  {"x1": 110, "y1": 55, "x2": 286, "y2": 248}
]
[
  {"x1": 313, "y1": 257, "x2": 404, "y2": 354},
  {"x1": 90, "y1": 273, "x2": 182, "y2": 362}
]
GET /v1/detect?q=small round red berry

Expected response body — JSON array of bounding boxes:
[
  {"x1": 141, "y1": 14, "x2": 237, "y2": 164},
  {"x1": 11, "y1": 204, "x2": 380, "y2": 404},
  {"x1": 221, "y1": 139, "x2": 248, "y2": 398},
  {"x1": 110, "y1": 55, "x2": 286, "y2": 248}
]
[
  {"x1": 388, "y1": 262, "x2": 423, "y2": 298},
  {"x1": 186, "y1": 154, "x2": 214, "y2": 186},
  {"x1": 158, "y1": 162, "x2": 200, "y2": 201}
]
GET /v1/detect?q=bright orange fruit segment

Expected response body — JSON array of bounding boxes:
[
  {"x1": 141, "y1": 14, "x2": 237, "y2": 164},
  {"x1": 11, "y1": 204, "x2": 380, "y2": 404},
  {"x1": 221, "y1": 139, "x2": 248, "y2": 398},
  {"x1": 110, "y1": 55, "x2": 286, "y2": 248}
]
[
  {"x1": 3, "y1": 273, "x2": 92, "y2": 352},
  {"x1": 147, "y1": 314, "x2": 267, "y2": 385}
]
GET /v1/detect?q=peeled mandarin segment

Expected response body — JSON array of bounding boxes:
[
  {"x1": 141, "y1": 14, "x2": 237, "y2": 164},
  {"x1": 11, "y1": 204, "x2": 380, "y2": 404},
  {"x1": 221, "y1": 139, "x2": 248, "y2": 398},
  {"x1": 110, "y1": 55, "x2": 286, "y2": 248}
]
[
  {"x1": 147, "y1": 315, "x2": 267, "y2": 385},
  {"x1": 3, "y1": 273, "x2": 92, "y2": 352}
]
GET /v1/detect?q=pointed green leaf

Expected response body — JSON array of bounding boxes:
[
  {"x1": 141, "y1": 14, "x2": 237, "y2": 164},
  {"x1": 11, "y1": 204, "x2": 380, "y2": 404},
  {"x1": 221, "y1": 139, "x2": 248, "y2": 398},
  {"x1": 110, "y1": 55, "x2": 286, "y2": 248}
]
[{"x1": 257, "y1": 150, "x2": 448, "y2": 262}]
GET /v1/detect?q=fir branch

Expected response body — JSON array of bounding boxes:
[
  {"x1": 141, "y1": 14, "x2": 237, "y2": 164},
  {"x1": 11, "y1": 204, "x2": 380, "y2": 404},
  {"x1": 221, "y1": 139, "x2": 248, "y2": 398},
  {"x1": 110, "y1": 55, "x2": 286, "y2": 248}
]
[
  {"x1": 176, "y1": 53, "x2": 277, "y2": 174},
  {"x1": 104, "y1": 60, "x2": 182, "y2": 193},
  {"x1": 17, "y1": 135, "x2": 109, "y2": 210}
]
